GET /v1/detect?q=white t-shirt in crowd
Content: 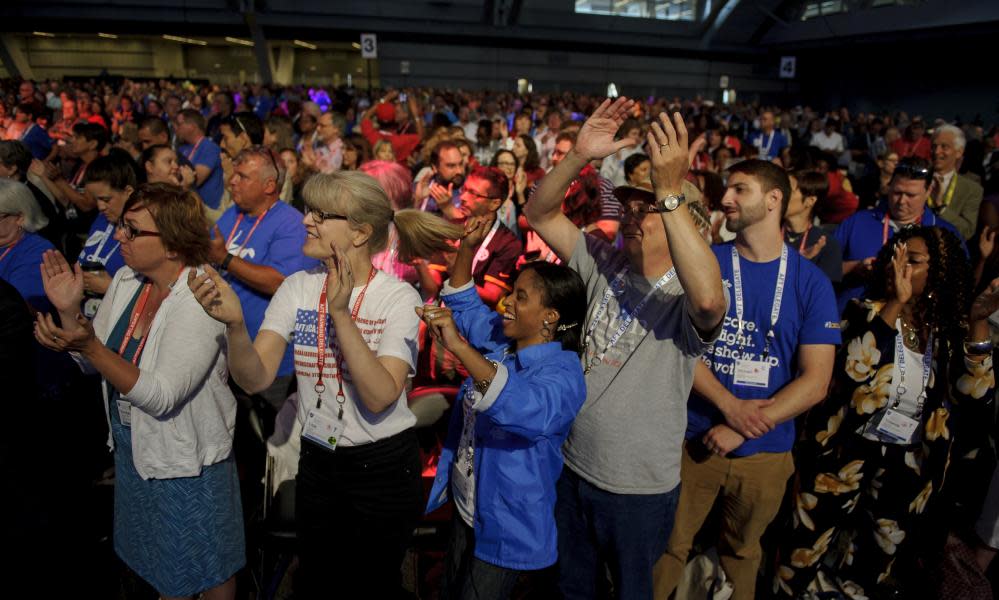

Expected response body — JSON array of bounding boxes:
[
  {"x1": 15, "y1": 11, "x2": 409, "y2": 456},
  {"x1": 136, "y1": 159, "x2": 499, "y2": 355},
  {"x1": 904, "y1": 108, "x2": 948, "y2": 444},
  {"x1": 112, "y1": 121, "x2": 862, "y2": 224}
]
[
  {"x1": 810, "y1": 130, "x2": 845, "y2": 154},
  {"x1": 260, "y1": 266, "x2": 421, "y2": 446}
]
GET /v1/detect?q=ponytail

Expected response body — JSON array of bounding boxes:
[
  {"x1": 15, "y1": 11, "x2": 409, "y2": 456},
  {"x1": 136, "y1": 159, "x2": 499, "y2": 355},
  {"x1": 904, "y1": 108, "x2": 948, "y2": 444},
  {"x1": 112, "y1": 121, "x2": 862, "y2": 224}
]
[{"x1": 392, "y1": 209, "x2": 463, "y2": 263}]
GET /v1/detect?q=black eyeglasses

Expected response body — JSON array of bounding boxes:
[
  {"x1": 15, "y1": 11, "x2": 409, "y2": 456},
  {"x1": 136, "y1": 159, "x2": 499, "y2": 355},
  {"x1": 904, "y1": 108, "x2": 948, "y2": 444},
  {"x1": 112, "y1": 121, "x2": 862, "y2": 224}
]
[
  {"x1": 306, "y1": 205, "x2": 350, "y2": 224},
  {"x1": 116, "y1": 219, "x2": 161, "y2": 241},
  {"x1": 461, "y1": 188, "x2": 499, "y2": 202}
]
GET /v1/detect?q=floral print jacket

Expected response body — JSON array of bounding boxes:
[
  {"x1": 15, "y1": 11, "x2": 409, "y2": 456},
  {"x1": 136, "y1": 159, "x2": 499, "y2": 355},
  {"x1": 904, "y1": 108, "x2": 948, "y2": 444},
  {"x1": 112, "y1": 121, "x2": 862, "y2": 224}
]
[{"x1": 804, "y1": 299, "x2": 995, "y2": 492}]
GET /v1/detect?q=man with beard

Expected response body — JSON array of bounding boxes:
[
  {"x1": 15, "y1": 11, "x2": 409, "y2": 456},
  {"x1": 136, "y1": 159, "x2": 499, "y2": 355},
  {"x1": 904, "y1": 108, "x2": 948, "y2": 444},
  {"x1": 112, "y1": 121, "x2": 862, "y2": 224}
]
[{"x1": 654, "y1": 159, "x2": 840, "y2": 600}]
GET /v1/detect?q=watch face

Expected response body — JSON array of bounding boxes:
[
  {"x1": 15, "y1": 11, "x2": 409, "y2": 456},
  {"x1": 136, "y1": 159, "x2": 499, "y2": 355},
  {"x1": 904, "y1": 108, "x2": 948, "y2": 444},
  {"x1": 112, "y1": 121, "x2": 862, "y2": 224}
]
[{"x1": 659, "y1": 195, "x2": 679, "y2": 211}]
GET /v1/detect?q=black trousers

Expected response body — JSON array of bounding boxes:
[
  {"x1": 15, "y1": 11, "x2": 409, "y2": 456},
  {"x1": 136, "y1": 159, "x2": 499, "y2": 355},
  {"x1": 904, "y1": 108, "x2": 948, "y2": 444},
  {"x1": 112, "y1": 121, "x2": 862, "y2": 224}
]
[{"x1": 294, "y1": 428, "x2": 423, "y2": 599}]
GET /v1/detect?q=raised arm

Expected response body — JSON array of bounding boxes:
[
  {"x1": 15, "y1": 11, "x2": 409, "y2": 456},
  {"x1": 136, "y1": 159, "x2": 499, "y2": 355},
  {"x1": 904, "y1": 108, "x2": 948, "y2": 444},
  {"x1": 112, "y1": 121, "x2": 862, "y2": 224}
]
[
  {"x1": 524, "y1": 97, "x2": 637, "y2": 261},
  {"x1": 647, "y1": 112, "x2": 727, "y2": 334}
]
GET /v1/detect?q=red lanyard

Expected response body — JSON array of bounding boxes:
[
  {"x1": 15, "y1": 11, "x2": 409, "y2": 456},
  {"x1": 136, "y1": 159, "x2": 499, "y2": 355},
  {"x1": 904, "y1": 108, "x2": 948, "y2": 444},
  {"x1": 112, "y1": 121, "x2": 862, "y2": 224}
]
[
  {"x1": 118, "y1": 268, "x2": 184, "y2": 365},
  {"x1": 71, "y1": 163, "x2": 88, "y2": 188},
  {"x1": 882, "y1": 213, "x2": 923, "y2": 245},
  {"x1": 186, "y1": 137, "x2": 204, "y2": 162},
  {"x1": 315, "y1": 266, "x2": 378, "y2": 418},
  {"x1": 0, "y1": 236, "x2": 22, "y2": 263},
  {"x1": 225, "y1": 205, "x2": 271, "y2": 256},
  {"x1": 119, "y1": 284, "x2": 156, "y2": 365}
]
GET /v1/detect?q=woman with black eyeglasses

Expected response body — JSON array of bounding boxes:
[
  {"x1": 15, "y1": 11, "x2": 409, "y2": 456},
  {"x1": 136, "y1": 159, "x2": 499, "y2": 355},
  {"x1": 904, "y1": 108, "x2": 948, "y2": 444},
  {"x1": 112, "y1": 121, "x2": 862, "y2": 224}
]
[
  {"x1": 34, "y1": 183, "x2": 245, "y2": 599},
  {"x1": 187, "y1": 170, "x2": 462, "y2": 598}
]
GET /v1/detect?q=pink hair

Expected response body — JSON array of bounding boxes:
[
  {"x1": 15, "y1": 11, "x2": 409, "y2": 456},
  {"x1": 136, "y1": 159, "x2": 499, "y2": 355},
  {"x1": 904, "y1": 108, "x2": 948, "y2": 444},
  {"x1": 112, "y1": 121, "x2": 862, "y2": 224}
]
[{"x1": 360, "y1": 159, "x2": 412, "y2": 211}]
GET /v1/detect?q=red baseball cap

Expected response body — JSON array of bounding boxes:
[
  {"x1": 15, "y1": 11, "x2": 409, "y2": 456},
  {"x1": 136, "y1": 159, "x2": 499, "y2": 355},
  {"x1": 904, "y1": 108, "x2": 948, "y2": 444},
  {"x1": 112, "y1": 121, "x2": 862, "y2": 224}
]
[{"x1": 376, "y1": 102, "x2": 395, "y2": 122}]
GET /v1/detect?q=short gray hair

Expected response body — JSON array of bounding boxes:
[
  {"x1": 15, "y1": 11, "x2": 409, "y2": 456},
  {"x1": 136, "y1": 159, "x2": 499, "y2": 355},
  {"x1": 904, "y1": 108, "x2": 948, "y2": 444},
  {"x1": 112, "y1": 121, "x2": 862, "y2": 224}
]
[
  {"x1": 0, "y1": 178, "x2": 47, "y2": 232},
  {"x1": 933, "y1": 124, "x2": 966, "y2": 150}
]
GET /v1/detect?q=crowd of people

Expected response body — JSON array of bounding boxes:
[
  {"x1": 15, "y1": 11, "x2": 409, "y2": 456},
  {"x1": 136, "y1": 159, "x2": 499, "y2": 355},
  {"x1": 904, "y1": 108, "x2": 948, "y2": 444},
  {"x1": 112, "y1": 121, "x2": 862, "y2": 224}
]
[{"x1": 2, "y1": 75, "x2": 999, "y2": 600}]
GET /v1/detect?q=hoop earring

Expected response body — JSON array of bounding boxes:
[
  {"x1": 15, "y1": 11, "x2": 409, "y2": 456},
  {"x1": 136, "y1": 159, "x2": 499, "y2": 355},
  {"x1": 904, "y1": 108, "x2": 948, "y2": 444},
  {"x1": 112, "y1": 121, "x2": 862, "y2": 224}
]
[{"x1": 541, "y1": 319, "x2": 553, "y2": 342}]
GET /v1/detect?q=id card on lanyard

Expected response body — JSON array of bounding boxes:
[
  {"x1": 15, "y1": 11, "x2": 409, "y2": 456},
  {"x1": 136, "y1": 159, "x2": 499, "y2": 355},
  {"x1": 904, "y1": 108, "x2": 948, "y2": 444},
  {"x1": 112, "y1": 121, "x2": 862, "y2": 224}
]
[
  {"x1": 470, "y1": 218, "x2": 501, "y2": 275},
  {"x1": 583, "y1": 267, "x2": 676, "y2": 374},
  {"x1": 730, "y1": 245, "x2": 787, "y2": 388},
  {"x1": 874, "y1": 331, "x2": 932, "y2": 443},
  {"x1": 303, "y1": 267, "x2": 377, "y2": 452}
]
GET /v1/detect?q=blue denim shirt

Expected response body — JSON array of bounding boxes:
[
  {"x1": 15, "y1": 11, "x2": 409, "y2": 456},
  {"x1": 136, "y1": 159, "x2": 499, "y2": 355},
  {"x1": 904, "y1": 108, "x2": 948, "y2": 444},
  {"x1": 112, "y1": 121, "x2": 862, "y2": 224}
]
[{"x1": 426, "y1": 282, "x2": 586, "y2": 570}]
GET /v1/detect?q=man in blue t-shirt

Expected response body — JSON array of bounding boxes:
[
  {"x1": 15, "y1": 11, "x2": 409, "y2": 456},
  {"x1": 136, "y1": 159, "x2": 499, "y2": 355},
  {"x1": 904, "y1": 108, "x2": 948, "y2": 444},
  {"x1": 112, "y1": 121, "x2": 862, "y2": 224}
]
[
  {"x1": 833, "y1": 156, "x2": 962, "y2": 313},
  {"x1": 748, "y1": 111, "x2": 788, "y2": 162},
  {"x1": 208, "y1": 146, "x2": 317, "y2": 408},
  {"x1": 655, "y1": 160, "x2": 840, "y2": 600},
  {"x1": 176, "y1": 108, "x2": 224, "y2": 218}
]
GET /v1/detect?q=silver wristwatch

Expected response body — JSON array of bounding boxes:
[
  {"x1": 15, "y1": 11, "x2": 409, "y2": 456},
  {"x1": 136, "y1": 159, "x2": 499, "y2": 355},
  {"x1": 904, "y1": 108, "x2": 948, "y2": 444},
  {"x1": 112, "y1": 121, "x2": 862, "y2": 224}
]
[{"x1": 652, "y1": 193, "x2": 685, "y2": 213}]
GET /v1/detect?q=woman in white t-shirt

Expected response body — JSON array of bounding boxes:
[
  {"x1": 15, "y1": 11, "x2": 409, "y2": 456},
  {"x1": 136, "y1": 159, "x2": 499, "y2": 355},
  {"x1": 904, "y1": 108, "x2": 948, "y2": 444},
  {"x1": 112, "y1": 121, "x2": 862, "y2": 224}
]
[{"x1": 188, "y1": 170, "x2": 461, "y2": 598}]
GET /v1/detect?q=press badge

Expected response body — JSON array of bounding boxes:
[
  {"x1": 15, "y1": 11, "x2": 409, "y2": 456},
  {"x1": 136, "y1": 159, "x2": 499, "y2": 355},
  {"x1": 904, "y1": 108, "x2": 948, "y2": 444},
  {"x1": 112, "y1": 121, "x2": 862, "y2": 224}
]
[
  {"x1": 116, "y1": 399, "x2": 132, "y2": 427},
  {"x1": 303, "y1": 408, "x2": 345, "y2": 452},
  {"x1": 734, "y1": 359, "x2": 771, "y2": 388},
  {"x1": 875, "y1": 409, "x2": 919, "y2": 443}
]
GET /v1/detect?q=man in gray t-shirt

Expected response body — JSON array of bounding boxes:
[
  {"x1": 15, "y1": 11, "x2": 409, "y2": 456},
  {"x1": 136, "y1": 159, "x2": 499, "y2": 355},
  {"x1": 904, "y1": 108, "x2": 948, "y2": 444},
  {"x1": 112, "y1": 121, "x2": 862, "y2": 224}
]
[{"x1": 526, "y1": 98, "x2": 726, "y2": 600}]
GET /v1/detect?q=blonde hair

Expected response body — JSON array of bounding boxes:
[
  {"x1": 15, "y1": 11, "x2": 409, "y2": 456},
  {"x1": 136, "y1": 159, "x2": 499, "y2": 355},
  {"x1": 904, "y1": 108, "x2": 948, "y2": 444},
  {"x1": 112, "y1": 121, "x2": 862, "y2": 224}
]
[{"x1": 302, "y1": 171, "x2": 461, "y2": 259}]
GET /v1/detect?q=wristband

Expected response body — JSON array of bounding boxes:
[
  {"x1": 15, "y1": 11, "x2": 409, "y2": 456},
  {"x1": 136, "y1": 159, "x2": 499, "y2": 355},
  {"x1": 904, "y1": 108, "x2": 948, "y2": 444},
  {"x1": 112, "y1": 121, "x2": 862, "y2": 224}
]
[
  {"x1": 964, "y1": 340, "x2": 993, "y2": 356},
  {"x1": 221, "y1": 253, "x2": 235, "y2": 271}
]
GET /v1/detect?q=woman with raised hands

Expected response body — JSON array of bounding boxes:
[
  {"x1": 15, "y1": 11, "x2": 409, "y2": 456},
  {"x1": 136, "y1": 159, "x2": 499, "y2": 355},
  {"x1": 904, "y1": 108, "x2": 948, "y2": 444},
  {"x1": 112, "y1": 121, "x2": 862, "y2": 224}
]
[
  {"x1": 186, "y1": 170, "x2": 461, "y2": 599},
  {"x1": 33, "y1": 183, "x2": 244, "y2": 600},
  {"x1": 774, "y1": 226, "x2": 999, "y2": 599},
  {"x1": 422, "y1": 215, "x2": 588, "y2": 599}
]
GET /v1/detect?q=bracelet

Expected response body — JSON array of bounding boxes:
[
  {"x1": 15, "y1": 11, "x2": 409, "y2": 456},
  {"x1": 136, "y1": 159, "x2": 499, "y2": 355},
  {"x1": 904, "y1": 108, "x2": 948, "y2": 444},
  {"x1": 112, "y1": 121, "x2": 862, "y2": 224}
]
[
  {"x1": 963, "y1": 340, "x2": 993, "y2": 355},
  {"x1": 473, "y1": 360, "x2": 499, "y2": 395},
  {"x1": 220, "y1": 253, "x2": 235, "y2": 271}
]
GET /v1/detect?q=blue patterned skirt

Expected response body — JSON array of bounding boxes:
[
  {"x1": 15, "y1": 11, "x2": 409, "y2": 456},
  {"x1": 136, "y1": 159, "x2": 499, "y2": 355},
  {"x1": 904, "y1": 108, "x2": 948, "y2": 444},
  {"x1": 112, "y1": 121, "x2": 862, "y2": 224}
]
[{"x1": 111, "y1": 406, "x2": 245, "y2": 597}]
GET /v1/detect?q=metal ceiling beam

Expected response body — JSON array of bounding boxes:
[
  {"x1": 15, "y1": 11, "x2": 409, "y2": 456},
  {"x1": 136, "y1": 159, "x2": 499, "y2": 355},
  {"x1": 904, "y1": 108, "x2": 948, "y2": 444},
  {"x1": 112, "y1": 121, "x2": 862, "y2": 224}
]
[{"x1": 699, "y1": 0, "x2": 742, "y2": 49}]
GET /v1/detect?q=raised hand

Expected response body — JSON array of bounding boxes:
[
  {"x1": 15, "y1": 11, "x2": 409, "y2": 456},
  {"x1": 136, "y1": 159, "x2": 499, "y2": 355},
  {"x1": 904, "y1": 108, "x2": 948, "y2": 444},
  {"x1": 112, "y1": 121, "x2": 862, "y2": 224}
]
[
  {"x1": 688, "y1": 133, "x2": 707, "y2": 165},
  {"x1": 801, "y1": 235, "x2": 827, "y2": 260},
  {"x1": 514, "y1": 168, "x2": 527, "y2": 197},
  {"x1": 34, "y1": 311, "x2": 96, "y2": 354},
  {"x1": 574, "y1": 97, "x2": 638, "y2": 161},
  {"x1": 970, "y1": 276, "x2": 999, "y2": 323},
  {"x1": 82, "y1": 269, "x2": 113, "y2": 297},
  {"x1": 889, "y1": 242, "x2": 913, "y2": 305},
  {"x1": 209, "y1": 224, "x2": 228, "y2": 265},
  {"x1": 647, "y1": 111, "x2": 690, "y2": 195},
  {"x1": 187, "y1": 266, "x2": 245, "y2": 326},
  {"x1": 460, "y1": 216, "x2": 490, "y2": 249},
  {"x1": 39, "y1": 250, "x2": 85, "y2": 314},
  {"x1": 429, "y1": 181, "x2": 453, "y2": 206},
  {"x1": 415, "y1": 306, "x2": 465, "y2": 352},
  {"x1": 178, "y1": 164, "x2": 196, "y2": 189},
  {"x1": 325, "y1": 244, "x2": 355, "y2": 313}
]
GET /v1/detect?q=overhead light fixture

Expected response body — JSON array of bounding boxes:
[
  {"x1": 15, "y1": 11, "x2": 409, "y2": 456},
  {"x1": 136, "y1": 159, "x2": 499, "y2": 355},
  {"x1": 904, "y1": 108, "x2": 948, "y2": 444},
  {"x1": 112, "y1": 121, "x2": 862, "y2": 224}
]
[
  {"x1": 162, "y1": 34, "x2": 207, "y2": 46},
  {"x1": 225, "y1": 36, "x2": 254, "y2": 47},
  {"x1": 294, "y1": 39, "x2": 317, "y2": 50},
  {"x1": 98, "y1": 33, "x2": 118, "y2": 39},
  {"x1": 33, "y1": 32, "x2": 55, "y2": 38},
  {"x1": 351, "y1": 42, "x2": 361, "y2": 49}
]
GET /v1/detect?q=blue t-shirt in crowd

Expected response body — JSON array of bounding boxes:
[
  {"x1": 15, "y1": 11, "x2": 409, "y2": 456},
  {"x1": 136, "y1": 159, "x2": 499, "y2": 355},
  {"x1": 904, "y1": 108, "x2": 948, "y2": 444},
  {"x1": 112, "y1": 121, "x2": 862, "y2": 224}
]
[
  {"x1": 214, "y1": 200, "x2": 318, "y2": 376},
  {"x1": 748, "y1": 130, "x2": 788, "y2": 161},
  {"x1": 0, "y1": 232, "x2": 54, "y2": 312},
  {"x1": 833, "y1": 201, "x2": 963, "y2": 313},
  {"x1": 178, "y1": 137, "x2": 224, "y2": 209},
  {"x1": 79, "y1": 214, "x2": 125, "y2": 276},
  {"x1": 686, "y1": 242, "x2": 841, "y2": 457}
]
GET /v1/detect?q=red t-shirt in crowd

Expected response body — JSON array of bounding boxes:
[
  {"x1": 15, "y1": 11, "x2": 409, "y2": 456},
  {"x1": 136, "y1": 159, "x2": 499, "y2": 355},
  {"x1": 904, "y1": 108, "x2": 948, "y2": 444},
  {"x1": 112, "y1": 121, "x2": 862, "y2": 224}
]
[
  {"x1": 360, "y1": 119, "x2": 421, "y2": 162},
  {"x1": 892, "y1": 135, "x2": 931, "y2": 160}
]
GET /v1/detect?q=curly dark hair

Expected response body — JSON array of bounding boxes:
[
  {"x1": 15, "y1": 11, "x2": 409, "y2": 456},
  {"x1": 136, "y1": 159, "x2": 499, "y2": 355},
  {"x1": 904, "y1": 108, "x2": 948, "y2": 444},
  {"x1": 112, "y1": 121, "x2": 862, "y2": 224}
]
[{"x1": 867, "y1": 226, "x2": 971, "y2": 348}]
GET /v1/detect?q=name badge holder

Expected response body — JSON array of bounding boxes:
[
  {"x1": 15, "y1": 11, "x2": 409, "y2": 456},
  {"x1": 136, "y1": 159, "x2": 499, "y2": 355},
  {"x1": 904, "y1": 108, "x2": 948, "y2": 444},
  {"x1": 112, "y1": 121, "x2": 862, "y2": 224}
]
[
  {"x1": 303, "y1": 267, "x2": 377, "y2": 452},
  {"x1": 583, "y1": 267, "x2": 676, "y2": 374},
  {"x1": 875, "y1": 331, "x2": 933, "y2": 443},
  {"x1": 729, "y1": 245, "x2": 788, "y2": 388}
]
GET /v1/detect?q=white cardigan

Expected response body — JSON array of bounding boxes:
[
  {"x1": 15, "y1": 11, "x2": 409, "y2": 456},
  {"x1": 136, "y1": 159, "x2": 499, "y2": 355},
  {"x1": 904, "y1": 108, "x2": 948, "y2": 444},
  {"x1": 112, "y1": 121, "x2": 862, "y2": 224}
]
[{"x1": 76, "y1": 266, "x2": 236, "y2": 480}]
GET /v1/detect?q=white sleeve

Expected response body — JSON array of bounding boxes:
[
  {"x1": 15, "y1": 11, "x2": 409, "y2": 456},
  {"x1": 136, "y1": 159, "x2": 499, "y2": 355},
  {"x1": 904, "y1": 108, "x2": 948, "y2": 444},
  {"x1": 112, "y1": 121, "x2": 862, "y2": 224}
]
[
  {"x1": 374, "y1": 285, "x2": 421, "y2": 372},
  {"x1": 260, "y1": 274, "x2": 301, "y2": 342}
]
